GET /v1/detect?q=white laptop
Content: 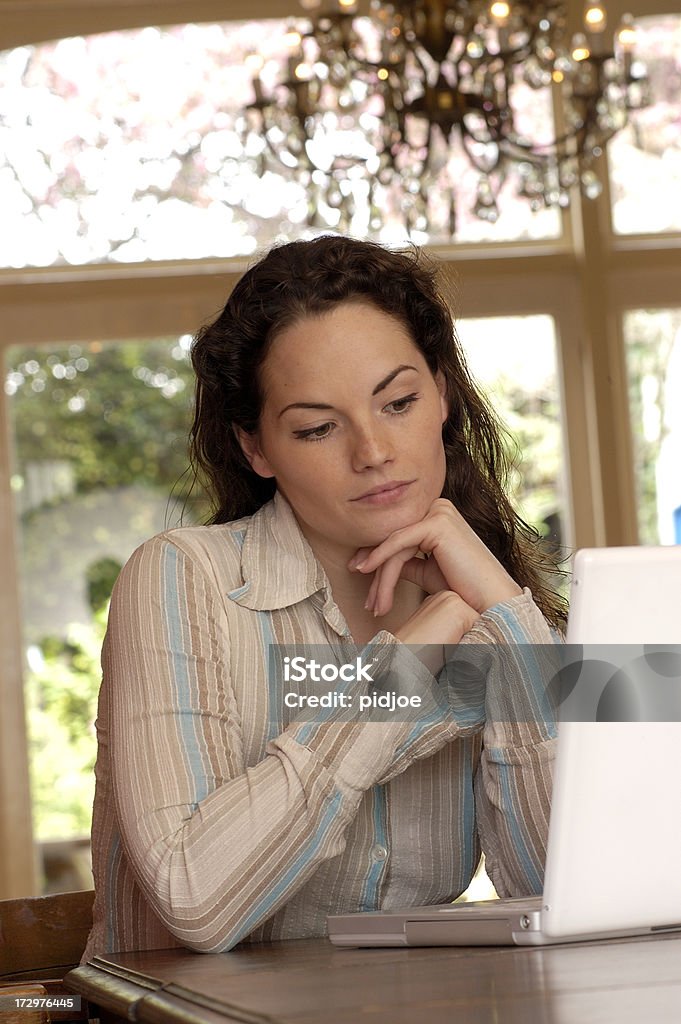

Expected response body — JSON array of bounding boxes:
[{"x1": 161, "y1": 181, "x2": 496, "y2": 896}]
[{"x1": 327, "y1": 546, "x2": 681, "y2": 947}]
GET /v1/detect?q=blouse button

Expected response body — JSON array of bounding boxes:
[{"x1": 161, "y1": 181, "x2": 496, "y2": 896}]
[{"x1": 371, "y1": 843, "x2": 388, "y2": 861}]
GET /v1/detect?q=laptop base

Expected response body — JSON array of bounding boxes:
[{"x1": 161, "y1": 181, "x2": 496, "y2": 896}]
[{"x1": 328, "y1": 897, "x2": 681, "y2": 948}]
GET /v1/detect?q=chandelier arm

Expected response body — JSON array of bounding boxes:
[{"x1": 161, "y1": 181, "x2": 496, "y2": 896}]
[
  {"x1": 245, "y1": 106, "x2": 292, "y2": 168},
  {"x1": 413, "y1": 44, "x2": 435, "y2": 81},
  {"x1": 259, "y1": 115, "x2": 318, "y2": 176},
  {"x1": 500, "y1": 100, "x2": 607, "y2": 160},
  {"x1": 459, "y1": 122, "x2": 502, "y2": 176}
]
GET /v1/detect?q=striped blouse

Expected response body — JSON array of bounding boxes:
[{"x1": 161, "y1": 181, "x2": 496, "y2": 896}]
[{"x1": 84, "y1": 490, "x2": 558, "y2": 958}]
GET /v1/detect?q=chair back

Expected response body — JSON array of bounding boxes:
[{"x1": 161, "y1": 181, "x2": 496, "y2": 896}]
[{"x1": 0, "y1": 890, "x2": 94, "y2": 1021}]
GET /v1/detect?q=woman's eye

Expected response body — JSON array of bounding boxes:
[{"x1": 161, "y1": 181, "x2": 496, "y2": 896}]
[
  {"x1": 387, "y1": 394, "x2": 419, "y2": 414},
  {"x1": 294, "y1": 422, "x2": 334, "y2": 442}
]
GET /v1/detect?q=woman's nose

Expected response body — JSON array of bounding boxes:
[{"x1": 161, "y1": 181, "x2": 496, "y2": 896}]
[{"x1": 350, "y1": 423, "x2": 394, "y2": 470}]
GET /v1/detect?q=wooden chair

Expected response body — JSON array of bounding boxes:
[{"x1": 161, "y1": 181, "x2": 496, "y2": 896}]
[{"x1": 0, "y1": 890, "x2": 94, "y2": 1022}]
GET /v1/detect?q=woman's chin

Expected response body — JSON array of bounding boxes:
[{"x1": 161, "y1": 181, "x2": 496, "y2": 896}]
[{"x1": 352, "y1": 503, "x2": 428, "y2": 548}]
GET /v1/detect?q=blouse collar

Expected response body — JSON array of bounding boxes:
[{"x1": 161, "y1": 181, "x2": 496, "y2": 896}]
[{"x1": 226, "y1": 491, "x2": 348, "y2": 628}]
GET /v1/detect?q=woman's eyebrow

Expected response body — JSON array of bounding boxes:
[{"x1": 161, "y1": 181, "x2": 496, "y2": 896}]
[
  {"x1": 372, "y1": 364, "x2": 419, "y2": 396},
  {"x1": 277, "y1": 364, "x2": 419, "y2": 418}
]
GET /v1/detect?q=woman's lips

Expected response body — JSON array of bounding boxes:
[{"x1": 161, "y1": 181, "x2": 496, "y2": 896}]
[{"x1": 351, "y1": 481, "x2": 414, "y2": 506}]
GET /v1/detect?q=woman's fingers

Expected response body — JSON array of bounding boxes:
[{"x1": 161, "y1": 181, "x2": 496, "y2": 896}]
[
  {"x1": 348, "y1": 546, "x2": 374, "y2": 570},
  {"x1": 349, "y1": 521, "x2": 435, "y2": 575},
  {"x1": 350, "y1": 498, "x2": 522, "y2": 613},
  {"x1": 365, "y1": 550, "x2": 416, "y2": 616},
  {"x1": 364, "y1": 553, "x2": 450, "y2": 617},
  {"x1": 394, "y1": 590, "x2": 481, "y2": 648},
  {"x1": 399, "y1": 554, "x2": 448, "y2": 594}
]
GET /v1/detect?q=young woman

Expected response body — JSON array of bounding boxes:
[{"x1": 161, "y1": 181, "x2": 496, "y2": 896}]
[{"x1": 84, "y1": 235, "x2": 565, "y2": 958}]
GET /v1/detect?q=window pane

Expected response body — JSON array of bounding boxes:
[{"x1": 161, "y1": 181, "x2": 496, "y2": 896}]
[
  {"x1": 457, "y1": 315, "x2": 567, "y2": 550},
  {"x1": 0, "y1": 21, "x2": 559, "y2": 269},
  {"x1": 609, "y1": 15, "x2": 681, "y2": 235},
  {"x1": 624, "y1": 309, "x2": 681, "y2": 544},
  {"x1": 5, "y1": 338, "x2": 200, "y2": 887}
]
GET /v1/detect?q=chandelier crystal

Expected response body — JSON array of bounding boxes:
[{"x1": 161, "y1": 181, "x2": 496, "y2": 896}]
[{"x1": 244, "y1": 1, "x2": 648, "y2": 236}]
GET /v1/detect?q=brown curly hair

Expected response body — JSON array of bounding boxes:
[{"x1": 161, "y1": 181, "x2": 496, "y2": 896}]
[{"x1": 190, "y1": 235, "x2": 567, "y2": 629}]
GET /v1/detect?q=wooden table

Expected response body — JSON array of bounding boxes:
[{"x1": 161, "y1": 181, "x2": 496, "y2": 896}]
[{"x1": 65, "y1": 933, "x2": 681, "y2": 1024}]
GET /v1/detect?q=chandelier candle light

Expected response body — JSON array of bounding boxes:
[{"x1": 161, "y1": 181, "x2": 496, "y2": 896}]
[{"x1": 244, "y1": 1, "x2": 647, "y2": 236}]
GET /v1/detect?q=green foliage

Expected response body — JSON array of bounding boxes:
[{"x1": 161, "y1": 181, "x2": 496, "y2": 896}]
[
  {"x1": 8, "y1": 339, "x2": 201, "y2": 509},
  {"x1": 625, "y1": 310, "x2": 681, "y2": 544},
  {"x1": 481, "y1": 374, "x2": 563, "y2": 539},
  {"x1": 86, "y1": 557, "x2": 123, "y2": 613},
  {"x1": 7, "y1": 336, "x2": 209, "y2": 839},
  {"x1": 509, "y1": 395, "x2": 561, "y2": 530},
  {"x1": 25, "y1": 609, "x2": 106, "y2": 840}
]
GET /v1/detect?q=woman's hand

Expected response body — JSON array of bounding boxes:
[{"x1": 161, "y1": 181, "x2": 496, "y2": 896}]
[
  {"x1": 348, "y1": 498, "x2": 522, "y2": 617},
  {"x1": 393, "y1": 591, "x2": 481, "y2": 673}
]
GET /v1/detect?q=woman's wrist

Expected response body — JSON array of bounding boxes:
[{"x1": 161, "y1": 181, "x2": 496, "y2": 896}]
[{"x1": 472, "y1": 575, "x2": 523, "y2": 614}]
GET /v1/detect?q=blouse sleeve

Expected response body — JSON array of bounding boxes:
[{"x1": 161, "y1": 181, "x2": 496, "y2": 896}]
[
  {"x1": 458, "y1": 589, "x2": 561, "y2": 897},
  {"x1": 105, "y1": 534, "x2": 473, "y2": 952}
]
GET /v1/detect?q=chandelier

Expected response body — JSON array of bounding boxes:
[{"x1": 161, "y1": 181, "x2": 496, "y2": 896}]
[{"x1": 244, "y1": 1, "x2": 647, "y2": 236}]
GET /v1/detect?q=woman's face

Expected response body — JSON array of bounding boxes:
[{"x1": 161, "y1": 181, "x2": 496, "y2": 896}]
[{"x1": 238, "y1": 300, "x2": 449, "y2": 562}]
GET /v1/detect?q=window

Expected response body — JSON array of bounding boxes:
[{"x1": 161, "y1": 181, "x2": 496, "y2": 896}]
[
  {"x1": 458, "y1": 315, "x2": 566, "y2": 547},
  {"x1": 609, "y1": 15, "x2": 681, "y2": 235},
  {"x1": 5, "y1": 336, "x2": 201, "y2": 884},
  {"x1": 624, "y1": 309, "x2": 681, "y2": 544},
  {"x1": 0, "y1": 20, "x2": 561, "y2": 270}
]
